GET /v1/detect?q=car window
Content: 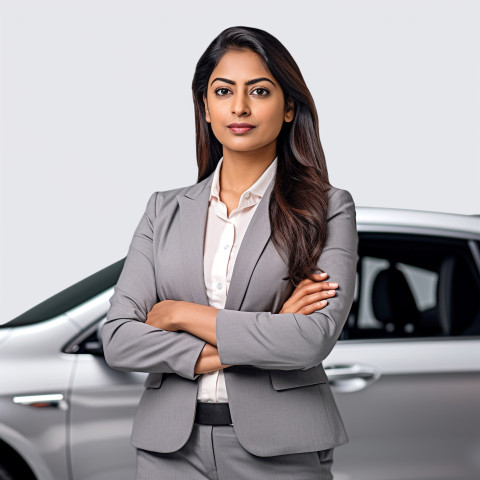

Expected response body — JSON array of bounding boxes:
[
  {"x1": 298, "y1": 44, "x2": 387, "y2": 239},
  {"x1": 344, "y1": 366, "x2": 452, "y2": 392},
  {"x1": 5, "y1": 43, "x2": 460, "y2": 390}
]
[{"x1": 341, "y1": 233, "x2": 480, "y2": 340}]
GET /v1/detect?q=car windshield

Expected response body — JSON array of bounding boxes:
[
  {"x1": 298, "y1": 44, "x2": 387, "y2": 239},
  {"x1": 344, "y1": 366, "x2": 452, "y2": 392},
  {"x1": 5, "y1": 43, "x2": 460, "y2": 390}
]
[{"x1": 1, "y1": 259, "x2": 125, "y2": 328}]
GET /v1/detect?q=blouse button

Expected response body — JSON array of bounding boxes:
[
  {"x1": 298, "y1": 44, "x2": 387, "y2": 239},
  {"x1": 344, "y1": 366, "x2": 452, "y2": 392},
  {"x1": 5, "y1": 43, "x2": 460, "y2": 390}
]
[
  {"x1": 244, "y1": 192, "x2": 250, "y2": 199},
  {"x1": 216, "y1": 282, "x2": 223, "y2": 290}
]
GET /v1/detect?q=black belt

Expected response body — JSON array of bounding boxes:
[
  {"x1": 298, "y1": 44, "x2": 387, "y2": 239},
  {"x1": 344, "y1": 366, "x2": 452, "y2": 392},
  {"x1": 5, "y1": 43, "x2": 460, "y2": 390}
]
[{"x1": 195, "y1": 402, "x2": 232, "y2": 426}]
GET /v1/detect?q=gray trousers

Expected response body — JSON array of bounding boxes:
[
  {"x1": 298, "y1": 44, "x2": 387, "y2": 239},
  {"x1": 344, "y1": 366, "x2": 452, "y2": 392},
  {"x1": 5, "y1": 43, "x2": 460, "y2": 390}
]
[{"x1": 136, "y1": 422, "x2": 334, "y2": 480}]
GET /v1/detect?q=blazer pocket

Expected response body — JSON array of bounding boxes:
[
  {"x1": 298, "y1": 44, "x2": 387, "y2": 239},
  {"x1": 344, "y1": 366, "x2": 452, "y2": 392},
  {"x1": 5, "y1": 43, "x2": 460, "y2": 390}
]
[
  {"x1": 143, "y1": 372, "x2": 164, "y2": 389},
  {"x1": 269, "y1": 365, "x2": 329, "y2": 391}
]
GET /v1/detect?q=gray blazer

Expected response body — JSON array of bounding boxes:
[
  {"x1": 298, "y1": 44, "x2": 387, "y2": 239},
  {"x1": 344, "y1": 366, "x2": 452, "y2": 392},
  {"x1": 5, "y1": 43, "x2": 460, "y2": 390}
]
[{"x1": 102, "y1": 169, "x2": 359, "y2": 457}]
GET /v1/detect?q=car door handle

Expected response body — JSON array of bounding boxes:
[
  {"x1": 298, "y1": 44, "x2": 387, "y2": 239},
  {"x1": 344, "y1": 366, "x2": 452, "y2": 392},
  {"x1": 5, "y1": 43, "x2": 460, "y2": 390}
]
[
  {"x1": 13, "y1": 394, "x2": 68, "y2": 410},
  {"x1": 324, "y1": 364, "x2": 380, "y2": 393}
]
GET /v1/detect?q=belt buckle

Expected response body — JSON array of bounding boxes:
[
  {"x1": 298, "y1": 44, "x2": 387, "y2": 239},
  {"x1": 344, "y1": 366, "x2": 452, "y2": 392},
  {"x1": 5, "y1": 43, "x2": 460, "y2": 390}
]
[{"x1": 195, "y1": 401, "x2": 232, "y2": 426}]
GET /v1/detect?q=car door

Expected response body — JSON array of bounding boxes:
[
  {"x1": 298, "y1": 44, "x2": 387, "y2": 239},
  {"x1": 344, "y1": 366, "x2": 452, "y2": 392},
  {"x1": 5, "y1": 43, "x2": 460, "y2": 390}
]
[
  {"x1": 326, "y1": 233, "x2": 480, "y2": 480},
  {"x1": 64, "y1": 293, "x2": 146, "y2": 480}
]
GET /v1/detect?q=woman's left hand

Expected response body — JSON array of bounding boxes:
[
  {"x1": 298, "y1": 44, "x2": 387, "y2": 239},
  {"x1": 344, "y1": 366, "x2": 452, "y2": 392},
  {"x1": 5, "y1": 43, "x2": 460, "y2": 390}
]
[{"x1": 146, "y1": 300, "x2": 181, "y2": 331}]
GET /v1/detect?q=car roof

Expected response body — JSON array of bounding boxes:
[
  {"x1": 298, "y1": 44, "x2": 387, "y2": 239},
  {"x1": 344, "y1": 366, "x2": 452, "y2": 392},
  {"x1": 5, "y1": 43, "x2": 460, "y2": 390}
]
[{"x1": 356, "y1": 206, "x2": 480, "y2": 239}]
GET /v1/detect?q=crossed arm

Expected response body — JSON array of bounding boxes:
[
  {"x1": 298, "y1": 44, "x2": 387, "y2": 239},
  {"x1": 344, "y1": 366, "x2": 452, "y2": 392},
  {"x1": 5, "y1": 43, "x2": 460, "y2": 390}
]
[
  {"x1": 102, "y1": 188, "x2": 358, "y2": 380},
  {"x1": 145, "y1": 300, "x2": 226, "y2": 375},
  {"x1": 145, "y1": 271, "x2": 338, "y2": 375}
]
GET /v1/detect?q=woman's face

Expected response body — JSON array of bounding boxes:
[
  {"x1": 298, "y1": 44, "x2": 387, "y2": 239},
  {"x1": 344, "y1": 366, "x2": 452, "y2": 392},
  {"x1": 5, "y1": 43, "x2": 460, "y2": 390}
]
[{"x1": 203, "y1": 49, "x2": 294, "y2": 156}]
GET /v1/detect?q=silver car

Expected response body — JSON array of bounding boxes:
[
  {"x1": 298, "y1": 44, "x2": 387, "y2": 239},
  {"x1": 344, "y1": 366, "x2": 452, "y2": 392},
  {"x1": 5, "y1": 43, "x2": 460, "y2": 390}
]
[{"x1": 1, "y1": 207, "x2": 480, "y2": 480}]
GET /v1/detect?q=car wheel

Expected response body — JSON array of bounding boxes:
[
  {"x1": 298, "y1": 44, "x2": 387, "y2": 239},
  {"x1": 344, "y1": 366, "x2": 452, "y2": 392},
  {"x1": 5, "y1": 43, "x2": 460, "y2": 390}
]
[{"x1": 0, "y1": 465, "x2": 14, "y2": 480}]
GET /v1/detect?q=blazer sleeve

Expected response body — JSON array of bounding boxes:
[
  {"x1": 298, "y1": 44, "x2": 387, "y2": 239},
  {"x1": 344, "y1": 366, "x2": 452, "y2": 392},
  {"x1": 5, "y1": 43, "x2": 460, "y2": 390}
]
[
  {"x1": 216, "y1": 188, "x2": 359, "y2": 371},
  {"x1": 101, "y1": 191, "x2": 207, "y2": 381}
]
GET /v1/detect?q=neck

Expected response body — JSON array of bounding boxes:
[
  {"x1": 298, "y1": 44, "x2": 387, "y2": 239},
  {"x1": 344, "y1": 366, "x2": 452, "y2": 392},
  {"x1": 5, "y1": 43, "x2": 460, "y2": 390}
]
[{"x1": 220, "y1": 145, "x2": 276, "y2": 196}]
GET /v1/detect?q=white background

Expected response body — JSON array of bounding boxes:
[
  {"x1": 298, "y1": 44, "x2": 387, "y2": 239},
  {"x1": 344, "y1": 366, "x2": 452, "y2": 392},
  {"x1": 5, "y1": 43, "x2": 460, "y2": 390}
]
[{"x1": 1, "y1": 0, "x2": 479, "y2": 323}]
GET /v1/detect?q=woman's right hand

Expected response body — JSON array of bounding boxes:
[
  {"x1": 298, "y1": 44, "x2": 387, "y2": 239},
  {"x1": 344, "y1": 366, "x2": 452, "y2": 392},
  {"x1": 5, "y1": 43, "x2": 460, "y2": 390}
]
[{"x1": 279, "y1": 272, "x2": 338, "y2": 314}]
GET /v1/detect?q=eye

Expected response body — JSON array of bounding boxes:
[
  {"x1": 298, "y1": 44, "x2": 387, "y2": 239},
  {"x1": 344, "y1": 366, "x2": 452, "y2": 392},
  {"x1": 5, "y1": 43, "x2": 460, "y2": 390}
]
[
  {"x1": 252, "y1": 87, "x2": 270, "y2": 97},
  {"x1": 214, "y1": 87, "x2": 231, "y2": 97}
]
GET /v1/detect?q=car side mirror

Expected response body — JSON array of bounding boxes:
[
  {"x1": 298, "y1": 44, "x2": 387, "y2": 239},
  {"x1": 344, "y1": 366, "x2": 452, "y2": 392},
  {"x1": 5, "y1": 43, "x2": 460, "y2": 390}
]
[
  {"x1": 64, "y1": 317, "x2": 106, "y2": 357},
  {"x1": 82, "y1": 318, "x2": 106, "y2": 356},
  {"x1": 82, "y1": 339, "x2": 104, "y2": 356}
]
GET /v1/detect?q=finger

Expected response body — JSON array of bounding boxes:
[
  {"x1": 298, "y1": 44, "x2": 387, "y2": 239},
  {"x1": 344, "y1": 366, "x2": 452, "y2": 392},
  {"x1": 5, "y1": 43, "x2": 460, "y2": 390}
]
[
  {"x1": 295, "y1": 277, "x2": 316, "y2": 289},
  {"x1": 294, "y1": 281, "x2": 338, "y2": 303},
  {"x1": 285, "y1": 277, "x2": 316, "y2": 304},
  {"x1": 292, "y1": 288, "x2": 336, "y2": 312},
  {"x1": 287, "y1": 281, "x2": 329, "y2": 307},
  {"x1": 297, "y1": 272, "x2": 327, "y2": 288},
  {"x1": 284, "y1": 274, "x2": 333, "y2": 309},
  {"x1": 297, "y1": 299, "x2": 328, "y2": 315},
  {"x1": 311, "y1": 272, "x2": 329, "y2": 280},
  {"x1": 282, "y1": 292, "x2": 330, "y2": 314}
]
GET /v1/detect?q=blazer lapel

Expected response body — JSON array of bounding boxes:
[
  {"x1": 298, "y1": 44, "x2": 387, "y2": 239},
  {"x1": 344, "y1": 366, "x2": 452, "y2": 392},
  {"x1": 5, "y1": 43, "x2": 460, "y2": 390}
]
[
  {"x1": 177, "y1": 171, "x2": 275, "y2": 311},
  {"x1": 224, "y1": 178, "x2": 274, "y2": 311},
  {"x1": 177, "y1": 175, "x2": 213, "y2": 307}
]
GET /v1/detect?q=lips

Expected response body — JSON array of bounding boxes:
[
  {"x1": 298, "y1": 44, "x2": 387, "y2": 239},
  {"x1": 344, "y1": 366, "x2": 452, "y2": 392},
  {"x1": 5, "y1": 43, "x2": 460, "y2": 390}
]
[{"x1": 228, "y1": 122, "x2": 255, "y2": 134}]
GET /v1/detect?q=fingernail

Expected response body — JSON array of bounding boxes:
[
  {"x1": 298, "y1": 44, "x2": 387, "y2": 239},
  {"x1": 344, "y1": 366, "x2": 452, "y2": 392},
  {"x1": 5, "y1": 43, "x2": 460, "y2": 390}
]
[{"x1": 329, "y1": 282, "x2": 338, "y2": 287}]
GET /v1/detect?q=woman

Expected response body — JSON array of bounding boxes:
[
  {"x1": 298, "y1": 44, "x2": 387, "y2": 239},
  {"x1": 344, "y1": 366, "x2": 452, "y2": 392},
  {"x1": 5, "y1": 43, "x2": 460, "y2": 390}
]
[{"x1": 102, "y1": 25, "x2": 358, "y2": 480}]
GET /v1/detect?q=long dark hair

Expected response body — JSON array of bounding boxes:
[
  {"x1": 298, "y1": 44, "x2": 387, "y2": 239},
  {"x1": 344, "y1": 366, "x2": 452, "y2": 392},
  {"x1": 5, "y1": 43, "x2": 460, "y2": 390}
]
[{"x1": 191, "y1": 26, "x2": 331, "y2": 288}]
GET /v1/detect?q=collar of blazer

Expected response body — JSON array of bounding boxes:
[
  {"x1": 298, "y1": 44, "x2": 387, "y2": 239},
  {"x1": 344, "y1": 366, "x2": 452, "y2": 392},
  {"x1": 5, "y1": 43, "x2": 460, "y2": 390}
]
[{"x1": 176, "y1": 169, "x2": 275, "y2": 312}]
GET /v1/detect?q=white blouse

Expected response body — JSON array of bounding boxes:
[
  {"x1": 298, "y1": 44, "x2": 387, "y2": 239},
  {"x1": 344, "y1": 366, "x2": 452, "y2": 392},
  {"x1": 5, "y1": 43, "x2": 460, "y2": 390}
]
[{"x1": 197, "y1": 155, "x2": 278, "y2": 403}]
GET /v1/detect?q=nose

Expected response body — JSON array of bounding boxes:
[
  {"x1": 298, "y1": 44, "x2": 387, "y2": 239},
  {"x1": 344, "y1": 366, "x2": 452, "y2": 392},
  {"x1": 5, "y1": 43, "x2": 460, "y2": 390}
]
[{"x1": 231, "y1": 90, "x2": 250, "y2": 117}]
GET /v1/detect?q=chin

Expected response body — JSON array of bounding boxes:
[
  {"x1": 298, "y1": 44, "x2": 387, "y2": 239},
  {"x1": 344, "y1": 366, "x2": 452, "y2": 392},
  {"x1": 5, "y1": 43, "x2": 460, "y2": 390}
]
[{"x1": 223, "y1": 144, "x2": 266, "y2": 154}]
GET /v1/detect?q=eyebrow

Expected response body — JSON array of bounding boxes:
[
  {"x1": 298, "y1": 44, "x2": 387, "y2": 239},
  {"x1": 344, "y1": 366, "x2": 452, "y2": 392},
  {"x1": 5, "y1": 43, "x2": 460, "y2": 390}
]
[{"x1": 210, "y1": 77, "x2": 276, "y2": 87}]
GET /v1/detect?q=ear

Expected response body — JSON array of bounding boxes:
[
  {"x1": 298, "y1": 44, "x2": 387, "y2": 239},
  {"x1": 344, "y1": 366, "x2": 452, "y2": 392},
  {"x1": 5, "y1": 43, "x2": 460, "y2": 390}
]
[
  {"x1": 284, "y1": 96, "x2": 295, "y2": 123},
  {"x1": 203, "y1": 95, "x2": 211, "y2": 123}
]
